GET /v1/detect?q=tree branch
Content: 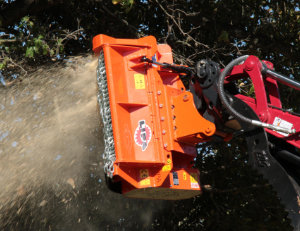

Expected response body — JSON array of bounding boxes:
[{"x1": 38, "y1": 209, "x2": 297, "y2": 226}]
[
  {"x1": 0, "y1": 39, "x2": 17, "y2": 43},
  {"x1": 154, "y1": 0, "x2": 209, "y2": 49},
  {"x1": 0, "y1": 0, "x2": 62, "y2": 27}
]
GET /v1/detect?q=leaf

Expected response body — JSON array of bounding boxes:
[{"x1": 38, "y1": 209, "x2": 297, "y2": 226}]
[
  {"x1": 25, "y1": 47, "x2": 35, "y2": 58},
  {"x1": 50, "y1": 49, "x2": 55, "y2": 56},
  {"x1": 21, "y1": 16, "x2": 29, "y2": 23},
  {"x1": 34, "y1": 38, "x2": 42, "y2": 46},
  {"x1": 0, "y1": 62, "x2": 5, "y2": 70},
  {"x1": 42, "y1": 45, "x2": 48, "y2": 55},
  {"x1": 38, "y1": 35, "x2": 44, "y2": 40},
  {"x1": 248, "y1": 85, "x2": 255, "y2": 96},
  {"x1": 28, "y1": 21, "x2": 34, "y2": 28}
]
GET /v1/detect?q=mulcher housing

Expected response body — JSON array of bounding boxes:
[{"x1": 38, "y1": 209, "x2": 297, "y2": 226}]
[{"x1": 93, "y1": 34, "x2": 216, "y2": 199}]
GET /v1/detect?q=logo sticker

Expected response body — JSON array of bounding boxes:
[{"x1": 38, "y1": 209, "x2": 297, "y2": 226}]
[{"x1": 134, "y1": 120, "x2": 151, "y2": 151}]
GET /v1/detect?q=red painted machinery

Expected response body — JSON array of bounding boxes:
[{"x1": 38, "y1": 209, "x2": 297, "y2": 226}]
[{"x1": 92, "y1": 35, "x2": 300, "y2": 228}]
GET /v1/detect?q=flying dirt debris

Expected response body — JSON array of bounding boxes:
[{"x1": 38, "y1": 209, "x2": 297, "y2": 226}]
[{"x1": 0, "y1": 56, "x2": 172, "y2": 231}]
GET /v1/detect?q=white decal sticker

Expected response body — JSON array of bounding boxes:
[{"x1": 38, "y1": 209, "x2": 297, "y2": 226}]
[
  {"x1": 134, "y1": 120, "x2": 152, "y2": 151},
  {"x1": 273, "y1": 117, "x2": 293, "y2": 137}
]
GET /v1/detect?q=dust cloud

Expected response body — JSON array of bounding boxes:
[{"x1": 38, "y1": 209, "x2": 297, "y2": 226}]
[{"x1": 0, "y1": 56, "x2": 175, "y2": 230}]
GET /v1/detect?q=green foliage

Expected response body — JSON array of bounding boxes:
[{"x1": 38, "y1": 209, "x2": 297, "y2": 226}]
[
  {"x1": 20, "y1": 16, "x2": 33, "y2": 27},
  {"x1": 0, "y1": 15, "x2": 82, "y2": 66},
  {"x1": 0, "y1": 61, "x2": 6, "y2": 70},
  {"x1": 24, "y1": 35, "x2": 52, "y2": 58},
  {"x1": 19, "y1": 17, "x2": 65, "y2": 60},
  {"x1": 25, "y1": 46, "x2": 35, "y2": 58},
  {"x1": 248, "y1": 85, "x2": 255, "y2": 97},
  {"x1": 0, "y1": 56, "x2": 8, "y2": 70}
]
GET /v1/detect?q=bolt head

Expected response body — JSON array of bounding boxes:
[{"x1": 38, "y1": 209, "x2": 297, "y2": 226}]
[
  {"x1": 183, "y1": 94, "x2": 189, "y2": 101},
  {"x1": 205, "y1": 127, "x2": 211, "y2": 134}
]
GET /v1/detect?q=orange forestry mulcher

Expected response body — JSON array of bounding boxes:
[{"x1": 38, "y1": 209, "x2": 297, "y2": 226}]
[{"x1": 92, "y1": 34, "x2": 216, "y2": 200}]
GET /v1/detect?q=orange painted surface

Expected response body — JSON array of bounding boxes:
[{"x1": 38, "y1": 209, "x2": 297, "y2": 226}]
[{"x1": 93, "y1": 34, "x2": 216, "y2": 199}]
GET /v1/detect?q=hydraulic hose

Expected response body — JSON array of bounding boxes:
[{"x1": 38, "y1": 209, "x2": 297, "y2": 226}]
[
  {"x1": 217, "y1": 55, "x2": 252, "y2": 124},
  {"x1": 217, "y1": 55, "x2": 295, "y2": 134}
]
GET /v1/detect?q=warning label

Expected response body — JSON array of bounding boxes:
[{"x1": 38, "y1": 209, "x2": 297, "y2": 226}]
[
  {"x1": 190, "y1": 173, "x2": 199, "y2": 189},
  {"x1": 140, "y1": 169, "x2": 149, "y2": 178},
  {"x1": 139, "y1": 169, "x2": 150, "y2": 186},
  {"x1": 162, "y1": 158, "x2": 172, "y2": 172},
  {"x1": 162, "y1": 164, "x2": 171, "y2": 172},
  {"x1": 134, "y1": 74, "x2": 145, "y2": 89},
  {"x1": 172, "y1": 172, "x2": 179, "y2": 186}
]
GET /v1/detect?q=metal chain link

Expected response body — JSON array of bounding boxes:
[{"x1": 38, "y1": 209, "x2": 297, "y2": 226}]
[{"x1": 96, "y1": 51, "x2": 116, "y2": 178}]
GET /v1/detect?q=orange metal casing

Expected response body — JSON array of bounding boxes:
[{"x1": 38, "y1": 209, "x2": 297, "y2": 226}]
[{"x1": 93, "y1": 34, "x2": 216, "y2": 200}]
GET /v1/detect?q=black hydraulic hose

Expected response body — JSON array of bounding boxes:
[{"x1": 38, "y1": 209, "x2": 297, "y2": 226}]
[{"x1": 217, "y1": 55, "x2": 252, "y2": 124}]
